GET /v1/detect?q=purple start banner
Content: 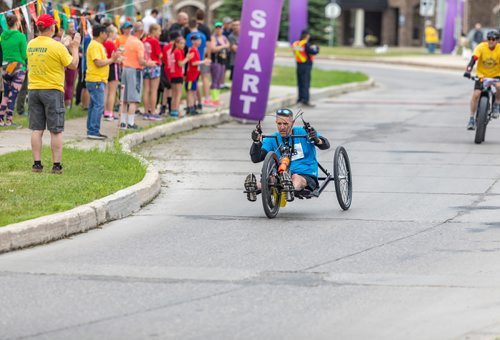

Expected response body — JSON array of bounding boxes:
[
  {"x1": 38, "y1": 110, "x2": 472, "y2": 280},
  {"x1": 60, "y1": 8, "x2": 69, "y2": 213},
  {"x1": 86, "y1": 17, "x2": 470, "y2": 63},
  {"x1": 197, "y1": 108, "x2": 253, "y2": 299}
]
[
  {"x1": 230, "y1": 0, "x2": 284, "y2": 121},
  {"x1": 288, "y1": 0, "x2": 308, "y2": 45}
]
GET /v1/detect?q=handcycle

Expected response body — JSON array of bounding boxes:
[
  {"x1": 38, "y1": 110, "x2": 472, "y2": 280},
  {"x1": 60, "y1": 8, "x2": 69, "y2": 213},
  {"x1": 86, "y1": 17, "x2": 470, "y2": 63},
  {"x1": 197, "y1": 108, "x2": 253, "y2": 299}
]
[
  {"x1": 464, "y1": 74, "x2": 499, "y2": 144},
  {"x1": 247, "y1": 116, "x2": 352, "y2": 219}
]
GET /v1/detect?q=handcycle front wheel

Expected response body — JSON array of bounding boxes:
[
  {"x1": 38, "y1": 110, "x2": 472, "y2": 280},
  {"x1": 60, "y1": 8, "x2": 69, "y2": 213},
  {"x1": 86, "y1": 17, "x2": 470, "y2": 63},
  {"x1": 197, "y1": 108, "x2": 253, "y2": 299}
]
[
  {"x1": 333, "y1": 146, "x2": 352, "y2": 210},
  {"x1": 475, "y1": 96, "x2": 489, "y2": 144},
  {"x1": 261, "y1": 151, "x2": 281, "y2": 219}
]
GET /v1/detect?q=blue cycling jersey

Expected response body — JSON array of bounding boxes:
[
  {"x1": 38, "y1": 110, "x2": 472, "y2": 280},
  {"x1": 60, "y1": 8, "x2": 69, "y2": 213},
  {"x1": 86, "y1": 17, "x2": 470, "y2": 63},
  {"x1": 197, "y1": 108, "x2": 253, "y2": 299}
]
[{"x1": 262, "y1": 126, "x2": 321, "y2": 177}]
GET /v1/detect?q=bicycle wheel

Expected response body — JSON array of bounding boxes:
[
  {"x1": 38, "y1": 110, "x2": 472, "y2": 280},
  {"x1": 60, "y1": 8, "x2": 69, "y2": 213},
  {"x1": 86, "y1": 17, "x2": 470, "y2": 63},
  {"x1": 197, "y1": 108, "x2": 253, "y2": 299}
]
[
  {"x1": 475, "y1": 96, "x2": 489, "y2": 144},
  {"x1": 333, "y1": 146, "x2": 352, "y2": 210},
  {"x1": 261, "y1": 151, "x2": 281, "y2": 218}
]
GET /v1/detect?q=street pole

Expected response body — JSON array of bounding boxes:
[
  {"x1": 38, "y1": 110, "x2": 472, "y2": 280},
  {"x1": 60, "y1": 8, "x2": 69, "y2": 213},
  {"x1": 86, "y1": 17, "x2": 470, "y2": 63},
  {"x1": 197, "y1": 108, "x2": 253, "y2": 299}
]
[
  {"x1": 329, "y1": 17, "x2": 335, "y2": 47},
  {"x1": 204, "y1": 0, "x2": 210, "y2": 24}
]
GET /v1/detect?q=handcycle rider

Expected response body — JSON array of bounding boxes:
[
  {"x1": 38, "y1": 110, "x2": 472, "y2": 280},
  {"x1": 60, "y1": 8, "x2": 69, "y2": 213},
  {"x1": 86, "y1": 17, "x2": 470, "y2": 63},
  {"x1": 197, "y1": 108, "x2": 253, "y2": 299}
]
[
  {"x1": 244, "y1": 108, "x2": 330, "y2": 202},
  {"x1": 464, "y1": 30, "x2": 500, "y2": 130}
]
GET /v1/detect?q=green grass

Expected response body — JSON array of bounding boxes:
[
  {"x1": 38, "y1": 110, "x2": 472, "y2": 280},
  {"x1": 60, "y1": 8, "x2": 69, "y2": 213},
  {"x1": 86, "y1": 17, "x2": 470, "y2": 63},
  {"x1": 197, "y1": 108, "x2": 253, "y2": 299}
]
[
  {"x1": 2, "y1": 105, "x2": 88, "y2": 131},
  {"x1": 0, "y1": 146, "x2": 146, "y2": 227},
  {"x1": 277, "y1": 46, "x2": 430, "y2": 58},
  {"x1": 271, "y1": 65, "x2": 368, "y2": 88}
]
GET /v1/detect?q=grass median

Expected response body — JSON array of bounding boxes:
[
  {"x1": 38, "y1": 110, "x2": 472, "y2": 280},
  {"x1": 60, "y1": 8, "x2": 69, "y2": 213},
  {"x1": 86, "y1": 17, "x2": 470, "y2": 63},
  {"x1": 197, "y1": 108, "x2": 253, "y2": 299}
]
[
  {"x1": 272, "y1": 65, "x2": 369, "y2": 88},
  {"x1": 276, "y1": 46, "x2": 429, "y2": 58},
  {"x1": 0, "y1": 146, "x2": 146, "y2": 227}
]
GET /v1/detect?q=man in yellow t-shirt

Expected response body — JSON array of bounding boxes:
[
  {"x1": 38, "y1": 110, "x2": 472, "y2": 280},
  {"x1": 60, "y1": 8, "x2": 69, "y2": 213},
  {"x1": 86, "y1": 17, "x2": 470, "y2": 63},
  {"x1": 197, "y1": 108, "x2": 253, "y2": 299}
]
[
  {"x1": 27, "y1": 14, "x2": 80, "y2": 174},
  {"x1": 86, "y1": 24, "x2": 122, "y2": 140},
  {"x1": 464, "y1": 30, "x2": 500, "y2": 130},
  {"x1": 424, "y1": 20, "x2": 439, "y2": 54}
]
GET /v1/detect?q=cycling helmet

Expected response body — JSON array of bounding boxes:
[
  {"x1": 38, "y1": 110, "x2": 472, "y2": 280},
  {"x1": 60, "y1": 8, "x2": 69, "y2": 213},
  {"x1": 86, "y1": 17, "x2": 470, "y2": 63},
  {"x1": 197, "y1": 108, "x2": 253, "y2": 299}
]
[{"x1": 486, "y1": 30, "x2": 500, "y2": 40}]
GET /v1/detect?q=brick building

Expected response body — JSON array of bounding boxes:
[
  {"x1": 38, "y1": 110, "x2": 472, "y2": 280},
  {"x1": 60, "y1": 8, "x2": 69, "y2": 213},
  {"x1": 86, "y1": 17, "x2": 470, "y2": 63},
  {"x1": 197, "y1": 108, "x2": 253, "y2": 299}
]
[{"x1": 336, "y1": 0, "x2": 500, "y2": 47}]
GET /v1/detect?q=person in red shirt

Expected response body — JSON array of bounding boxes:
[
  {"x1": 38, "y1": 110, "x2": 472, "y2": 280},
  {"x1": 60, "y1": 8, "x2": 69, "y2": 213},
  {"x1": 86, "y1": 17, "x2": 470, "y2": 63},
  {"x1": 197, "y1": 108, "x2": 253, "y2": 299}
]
[
  {"x1": 185, "y1": 34, "x2": 210, "y2": 115},
  {"x1": 170, "y1": 37, "x2": 192, "y2": 118},
  {"x1": 103, "y1": 25, "x2": 120, "y2": 121},
  {"x1": 142, "y1": 24, "x2": 162, "y2": 120},
  {"x1": 161, "y1": 37, "x2": 174, "y2": 115}
]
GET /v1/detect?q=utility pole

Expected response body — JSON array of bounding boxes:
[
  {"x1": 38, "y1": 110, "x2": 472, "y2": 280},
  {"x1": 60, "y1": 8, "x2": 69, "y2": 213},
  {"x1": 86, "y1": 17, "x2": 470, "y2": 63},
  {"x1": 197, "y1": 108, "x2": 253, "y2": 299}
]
[{"x1": 204, "y1": 0, "x2": 210, "y2": 24}]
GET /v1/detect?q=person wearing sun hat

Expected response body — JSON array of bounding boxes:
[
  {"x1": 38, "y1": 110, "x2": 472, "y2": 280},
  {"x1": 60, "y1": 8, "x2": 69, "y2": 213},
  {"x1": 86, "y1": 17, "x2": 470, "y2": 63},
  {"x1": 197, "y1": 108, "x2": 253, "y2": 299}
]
[
  {"x1": 27, "y1": 14, "x2": 81, "y2": 174},
  {"x1": 116, "y1": 21, "x2": 133, "y2": 50}
]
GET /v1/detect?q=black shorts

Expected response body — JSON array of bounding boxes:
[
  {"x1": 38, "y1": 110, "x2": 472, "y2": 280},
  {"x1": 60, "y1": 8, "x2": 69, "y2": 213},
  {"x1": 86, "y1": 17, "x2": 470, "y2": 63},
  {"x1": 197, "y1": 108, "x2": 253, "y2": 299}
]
[
  {"x1": 171, "y1": 77, "x2": 183, "y2": 84},
  {"x1": 108, "y1": 63, "x2": 120, "y2": 82},
  {"x1": 475, "y1": 76, "x2": 500, "y2": 90},
  {"x1": 159, "y1": 64, "x2": 171, "y2": 90},
  {"x1": 297, "y1": 174, "x2": 318, "y2": 191}
]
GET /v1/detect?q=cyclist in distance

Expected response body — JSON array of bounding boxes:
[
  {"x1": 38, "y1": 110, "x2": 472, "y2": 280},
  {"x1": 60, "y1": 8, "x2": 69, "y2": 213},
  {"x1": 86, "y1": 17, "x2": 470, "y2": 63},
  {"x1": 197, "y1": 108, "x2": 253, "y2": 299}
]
[
  {"x1": 244, "y1": 108, "x2": 330, "y2": 202},
  {"x1": 464, "y1": 30, "x2": 500, "y2": 130}
]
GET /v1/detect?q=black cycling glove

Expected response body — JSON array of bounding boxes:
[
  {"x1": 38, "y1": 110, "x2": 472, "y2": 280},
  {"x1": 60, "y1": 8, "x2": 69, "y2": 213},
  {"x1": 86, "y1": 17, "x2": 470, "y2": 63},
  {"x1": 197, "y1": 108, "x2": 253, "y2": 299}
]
[
  {"x1": 307, "y1": 126, "x2": 320, "y2": 144},
  {"x1": 251, "y1": 129, "x2": 261, "y2": 142}
]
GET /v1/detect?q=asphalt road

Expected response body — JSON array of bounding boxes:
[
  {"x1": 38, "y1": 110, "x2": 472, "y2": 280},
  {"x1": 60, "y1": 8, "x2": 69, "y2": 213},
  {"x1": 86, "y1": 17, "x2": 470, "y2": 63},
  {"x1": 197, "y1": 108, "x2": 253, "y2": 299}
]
[{"x1": 2, "y1": 60, "x2": 500, "y2": 340}]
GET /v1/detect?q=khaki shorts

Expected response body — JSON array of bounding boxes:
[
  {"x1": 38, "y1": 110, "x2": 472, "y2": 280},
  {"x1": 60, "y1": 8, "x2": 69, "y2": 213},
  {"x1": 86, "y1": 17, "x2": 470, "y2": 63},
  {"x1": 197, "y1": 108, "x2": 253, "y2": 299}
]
[{"x1": 28, "y1": 89, "x2": 65, "y2": 133}]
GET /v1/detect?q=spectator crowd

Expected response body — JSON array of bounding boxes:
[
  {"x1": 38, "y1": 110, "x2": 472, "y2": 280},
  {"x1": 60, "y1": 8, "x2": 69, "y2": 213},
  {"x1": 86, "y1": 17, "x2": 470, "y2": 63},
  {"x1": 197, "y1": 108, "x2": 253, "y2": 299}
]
[{"x1": 0, "y1": 7, "x2": 241, "y2": 140}]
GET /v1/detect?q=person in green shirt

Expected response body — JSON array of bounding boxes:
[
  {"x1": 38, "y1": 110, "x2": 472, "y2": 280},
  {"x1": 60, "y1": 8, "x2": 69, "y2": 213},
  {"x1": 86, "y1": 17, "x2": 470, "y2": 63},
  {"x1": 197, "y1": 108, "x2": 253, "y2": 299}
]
[{"x1": 0, "y1": 15, "x2": 27, "y2": 126}]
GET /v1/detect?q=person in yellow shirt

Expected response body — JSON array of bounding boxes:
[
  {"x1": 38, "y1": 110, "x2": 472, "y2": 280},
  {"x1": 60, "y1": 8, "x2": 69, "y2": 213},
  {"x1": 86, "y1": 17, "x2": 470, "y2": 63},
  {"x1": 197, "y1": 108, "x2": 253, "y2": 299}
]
[
  {"x1": 424, "y1": 20, "x2": 439, "y2": 54},
  {"x1": 27, "y1": 14, "x2": 80, "y2": 174},
  {"x1": 86, "y1": 24, "x2": 122, "y2": 140},
  {"x1": 464, "y1": 30, "x2": 500, "y2": 130}
]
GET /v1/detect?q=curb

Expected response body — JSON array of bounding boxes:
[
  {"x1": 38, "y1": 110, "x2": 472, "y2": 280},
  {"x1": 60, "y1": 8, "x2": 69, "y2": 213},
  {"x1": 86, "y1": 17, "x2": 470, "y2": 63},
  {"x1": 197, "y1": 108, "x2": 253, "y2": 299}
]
[{"x1": 0, "y1": 79, "x2": 374, "y2": 254}]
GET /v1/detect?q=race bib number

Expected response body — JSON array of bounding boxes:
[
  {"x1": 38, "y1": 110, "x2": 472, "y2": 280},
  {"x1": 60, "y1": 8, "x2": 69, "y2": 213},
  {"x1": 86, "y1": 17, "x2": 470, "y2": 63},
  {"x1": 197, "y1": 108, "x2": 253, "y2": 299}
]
[{"x1": 291, "y1": 143, "x2": 304, "y2": 161}]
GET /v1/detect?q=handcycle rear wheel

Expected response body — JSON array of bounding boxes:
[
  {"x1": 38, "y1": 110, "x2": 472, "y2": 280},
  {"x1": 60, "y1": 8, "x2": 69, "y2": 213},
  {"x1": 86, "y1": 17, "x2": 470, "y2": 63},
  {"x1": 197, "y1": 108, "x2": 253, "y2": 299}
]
[
  {"x1": 333, "y1": 146, "x2": 352, "y2": 210},
  {"x1": 261, "y1": 151, "x2": 281, "y2": 219},
  {"x1": 475, "y1": 96, "x2": 489, "y2": 144}
]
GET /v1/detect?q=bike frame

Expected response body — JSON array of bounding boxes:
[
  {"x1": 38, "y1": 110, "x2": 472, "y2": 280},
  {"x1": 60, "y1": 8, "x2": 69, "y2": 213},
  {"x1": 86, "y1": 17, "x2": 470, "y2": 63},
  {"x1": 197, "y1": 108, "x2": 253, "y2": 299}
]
[
  {"x1": 474, "y1": 77, "x2": 498, "y2": 119},
  {"x1": 262, "y1": 134, "x2": 331, "y2": 197}
]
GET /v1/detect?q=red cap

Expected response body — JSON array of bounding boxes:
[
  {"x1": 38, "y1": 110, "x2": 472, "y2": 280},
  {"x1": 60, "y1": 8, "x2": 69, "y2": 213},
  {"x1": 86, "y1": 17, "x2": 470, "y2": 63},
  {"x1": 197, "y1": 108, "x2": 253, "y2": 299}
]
[{"x1": 36, "y1": 14, "x2": 56, "y2": 29}]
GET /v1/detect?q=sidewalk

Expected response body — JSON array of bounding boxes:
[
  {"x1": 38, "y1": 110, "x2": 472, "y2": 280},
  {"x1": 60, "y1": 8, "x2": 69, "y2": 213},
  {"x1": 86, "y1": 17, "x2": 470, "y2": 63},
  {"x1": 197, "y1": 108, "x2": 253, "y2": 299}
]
[
  {"x1": 0, "y1": 54, "x2": 464, "y2": 156},
  {"x1": 0, "y1": 84, "x2": 299, "y2": 157},
  {"x1": 324, "y1": 54, "x2": 466, "y2": 71}
]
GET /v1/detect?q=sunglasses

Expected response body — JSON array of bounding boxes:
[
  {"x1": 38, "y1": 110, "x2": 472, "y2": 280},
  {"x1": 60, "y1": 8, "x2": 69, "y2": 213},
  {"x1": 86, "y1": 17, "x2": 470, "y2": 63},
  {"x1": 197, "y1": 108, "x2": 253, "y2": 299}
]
[
  {"x1": 276, "y1": 108, "x2": 293, "y2": 116},
  {"x1": 488, "y1": 38, "x2": 498, "y2": 41}
]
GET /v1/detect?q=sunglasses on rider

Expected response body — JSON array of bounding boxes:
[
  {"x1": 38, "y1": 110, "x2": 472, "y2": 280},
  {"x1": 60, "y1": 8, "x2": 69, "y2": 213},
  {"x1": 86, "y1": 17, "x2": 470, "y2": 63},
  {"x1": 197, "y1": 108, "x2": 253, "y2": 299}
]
[
  {"x1": 488, "y1": 38, "x2": 498, "y2": 41},
  {"x1": 276, "y1": 108, "x2": 293, "y2": 116}
]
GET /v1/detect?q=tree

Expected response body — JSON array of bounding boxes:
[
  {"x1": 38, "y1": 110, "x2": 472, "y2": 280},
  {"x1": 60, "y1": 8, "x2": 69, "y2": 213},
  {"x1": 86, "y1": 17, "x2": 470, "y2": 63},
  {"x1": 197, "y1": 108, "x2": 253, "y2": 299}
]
[
  {"x1": 306, "y1": 0, "x2": 329, "y2": 44},
  {"x1": 217, "y1": 0, "x2": 243, "y2": 21}
]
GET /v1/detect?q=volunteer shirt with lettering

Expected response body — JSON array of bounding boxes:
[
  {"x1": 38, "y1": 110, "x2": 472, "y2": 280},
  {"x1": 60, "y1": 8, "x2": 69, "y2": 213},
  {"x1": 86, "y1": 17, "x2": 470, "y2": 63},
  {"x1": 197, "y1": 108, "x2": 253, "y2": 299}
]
[
  {"x1": 123, "y1": 35, "x2": 144, "y2": 69},
  {"x1": 185, "y1": 47, "x2": 200, "y2": 82},
  {"x1": 162, "y1": 43, "x2": 173, "y2": 78},
  {"x1": 172, "y1": 48, "x2": 184, "y2": 78},
  {"x1": 473, "y1": 42, "x2": 500, "y2": 78},
  {"x1": 143, "y1": 36, "x2": 161, "y2": 65},
  {"x1": 27, "y1": 36, "x2": 73, "y2": 92},
  {"x1": 86, "y1": 39, "x2": 109, "y2": 83}
]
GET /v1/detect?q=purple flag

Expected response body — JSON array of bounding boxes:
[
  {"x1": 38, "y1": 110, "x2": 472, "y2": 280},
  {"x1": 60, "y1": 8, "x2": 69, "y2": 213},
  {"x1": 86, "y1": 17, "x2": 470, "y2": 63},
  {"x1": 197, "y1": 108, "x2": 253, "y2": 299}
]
[
  {"x1": 288, "y1": 0, "x2": 308, "y2": 44},
  {"x1": 441, "y1": 0, "x2": 457, "y2": 54},
  {"x1": 230, "y1": 0, "x2": 284, "y2": 121}
]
